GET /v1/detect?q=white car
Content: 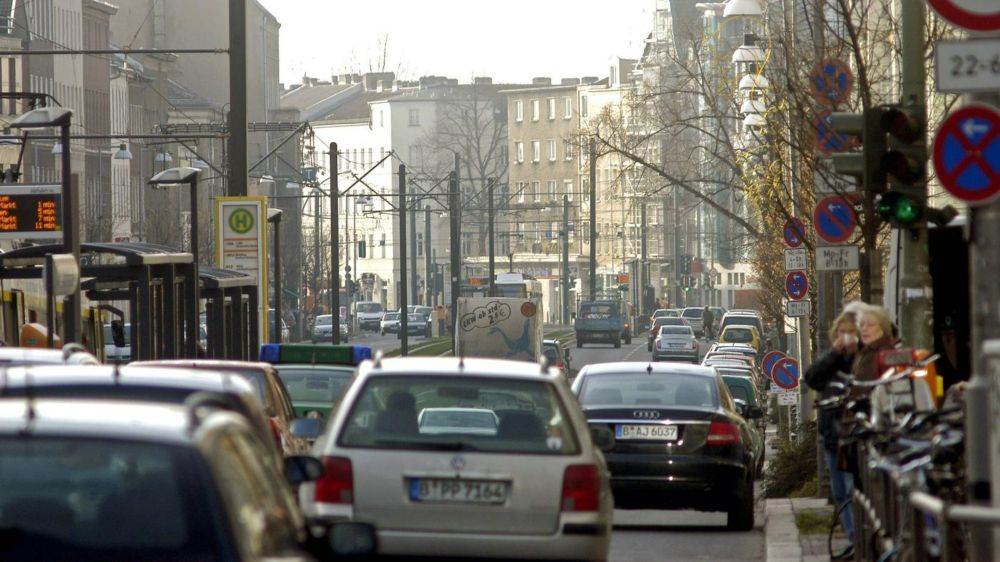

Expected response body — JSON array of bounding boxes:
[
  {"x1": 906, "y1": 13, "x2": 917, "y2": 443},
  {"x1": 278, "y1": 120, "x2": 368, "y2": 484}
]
[{"x1": 298, "y1": 356, "x2": 613, "y2": 561}]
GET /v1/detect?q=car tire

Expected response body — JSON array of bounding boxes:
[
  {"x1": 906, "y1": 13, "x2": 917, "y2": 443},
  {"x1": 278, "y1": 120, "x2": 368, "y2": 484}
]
[
  {"x1": 614, "y1": 340, "x2": 621, "y2": 349},
  {"x1": 726, "y1": 478, "x2": 755, "y2": 531}
]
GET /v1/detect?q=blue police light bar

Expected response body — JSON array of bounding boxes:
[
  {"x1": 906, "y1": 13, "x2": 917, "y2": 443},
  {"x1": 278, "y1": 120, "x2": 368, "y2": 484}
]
[{"x1": 259, "y1": 343, "x2": 372, "y2": 366}]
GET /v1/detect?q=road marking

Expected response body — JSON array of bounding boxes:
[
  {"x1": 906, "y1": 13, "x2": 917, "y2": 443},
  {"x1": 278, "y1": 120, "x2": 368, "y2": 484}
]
[{"x1": 623, "y1": 341, "x2": 647, "y2": 361}]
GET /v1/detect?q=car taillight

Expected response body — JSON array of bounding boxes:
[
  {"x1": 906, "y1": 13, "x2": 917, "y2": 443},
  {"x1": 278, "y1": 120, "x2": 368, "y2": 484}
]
[
  {"x1": 561, "y1": 464, "x2": 600, "y2": 512},
  {"x1": 656, "y1": 339, "x2": 663, "y2": 349},
  {"x1": 315, "y1": 456, "x2": 354, "y2": 504},
  {"x1": 706, "y1": 421, "x2": 741, "y2": 445}
]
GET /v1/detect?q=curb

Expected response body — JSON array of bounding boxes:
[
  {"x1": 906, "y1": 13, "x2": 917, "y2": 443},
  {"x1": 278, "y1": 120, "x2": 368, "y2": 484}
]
[{"x1": 765, "y1": 498, "x2": 804, "y2": 562}]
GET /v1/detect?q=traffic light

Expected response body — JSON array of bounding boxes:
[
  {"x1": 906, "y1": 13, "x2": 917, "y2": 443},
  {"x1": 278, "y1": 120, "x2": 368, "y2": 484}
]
[
  {"x1": 876, "y1": 191, "x2": 923, "y2": 227},
  {"x1": 830, "y1": 107, "x2": 887, "y2": 194},
  {"x1": 877, "y1": 105, "x2": 928, "y2": 228}
]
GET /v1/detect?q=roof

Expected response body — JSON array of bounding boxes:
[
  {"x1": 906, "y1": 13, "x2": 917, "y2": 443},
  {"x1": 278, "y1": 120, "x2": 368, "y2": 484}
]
[
  {"x1": 360, "y1": 356, "x2": 559, "y2": 380},
  {"x1": 316, "y1": 90, "x2": 397, "y2": 121},
  {"x1": 578, "y1": 361, "x2": 716, "y2": 378},
  {"x1": 280, "y1": 82, "x2": 360, "y2": 121},
  {"x1": 0, "y1": 365, "x2": 256, "y2": 396},
  {"x1": 0, "y1": 399, "x2": 192, "y2": 445}
]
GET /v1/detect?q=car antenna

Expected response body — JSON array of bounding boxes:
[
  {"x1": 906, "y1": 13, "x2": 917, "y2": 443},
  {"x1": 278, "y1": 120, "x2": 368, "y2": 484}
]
[
  {"x1": 112, "y1": 359, "x2": 122, "y2": 383},
  {"x1": 19, "y1": 370, "x2": 36, "y2": 436},
  {"x1": 647, "y1": 363, "x2": 653, "y2": 375}
]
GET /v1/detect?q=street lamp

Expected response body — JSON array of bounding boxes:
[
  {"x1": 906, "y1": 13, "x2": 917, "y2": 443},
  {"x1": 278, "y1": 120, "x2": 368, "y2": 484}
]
[
  {"x1": 10, "y1": 106, "x2": 79, "y2": 344},
  {"x1": 149, "y1": 166, "x2": 201, "y2": 356},
  {"x1": 267, "y1": 208, "x2": 284, "y2": 343},
  {"x1": 113, "y1": 142, "x2": 132, "y2": 160}
]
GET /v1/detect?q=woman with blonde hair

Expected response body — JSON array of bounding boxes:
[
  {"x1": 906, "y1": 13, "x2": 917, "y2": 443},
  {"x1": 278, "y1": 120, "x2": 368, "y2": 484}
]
[{"x1": 852, "y1": 304, "x2": 896, "y2": 381}]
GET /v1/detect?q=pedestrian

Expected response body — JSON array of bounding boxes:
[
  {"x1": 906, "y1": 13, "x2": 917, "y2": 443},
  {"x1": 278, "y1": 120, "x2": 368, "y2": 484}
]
[
  {"x1": 804, "y1": 305, "x2": 861, "y2": 560},
  {"x1": 701, "y1": 305, "x2": 715, "y2": 340},
  {"x1": 852, "y1": 304, "x2": 896, "y2": 381},
  {"x1": 436, "y1": 304, "x2": 446, "y2": 336}
]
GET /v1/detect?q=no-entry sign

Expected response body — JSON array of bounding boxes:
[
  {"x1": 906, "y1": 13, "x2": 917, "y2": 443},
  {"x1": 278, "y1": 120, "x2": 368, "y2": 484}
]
[{"x1": 933, "y1": 104, "x2": 1000, "y2": 205}]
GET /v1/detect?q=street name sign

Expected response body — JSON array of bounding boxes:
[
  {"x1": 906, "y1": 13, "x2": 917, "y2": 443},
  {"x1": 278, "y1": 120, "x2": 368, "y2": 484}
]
[
  {"x1": 785, "y1": 271, "x2": 808, "y2": 301},
  {"x1": 935, "y1": 38, "x2": 1000, "y2": 93},
  {"x1": 928, "y1": 0, "x2": 1000, "y2": 32},
  {"x1": 783, "y1": 217, "x2": 806, "y2": 248},
  {"x1": 933, "y1": 104, "x2": 1000, "y2": 205},
  {"x1": 813, "y1": 196, "x2": 857, "y2": 244},
  {"x1": 816, "y1": 245, "x2": 860, "y2": 271},
  {"x1": 772, "y1": 357, "x2": 801, "y2": 391},
  {"x1": 0, "y1": 184, "x2": 62, "y2": 240},
  {"x1": 785, "y1": 299, "x2": 811, "y2": 318},
  {"x1": 784, "y1": 248, "x2": 808, "y2": 271}
]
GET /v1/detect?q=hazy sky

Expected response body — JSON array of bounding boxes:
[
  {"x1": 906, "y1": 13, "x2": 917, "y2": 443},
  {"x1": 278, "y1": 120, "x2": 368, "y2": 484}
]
[{"x1": 257, "y1": 0, "x2": 653, "y2": 87}]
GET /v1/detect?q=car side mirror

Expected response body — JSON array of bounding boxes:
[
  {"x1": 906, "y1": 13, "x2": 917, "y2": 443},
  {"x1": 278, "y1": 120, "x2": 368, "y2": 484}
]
[
  {"x1": 290, "y1": 417, "x2": 323, "y2": 440},
  {"x1": 283, "y1": 455, "x2": 325, "y2": 485},
  {"x1": 590, "y1": 426, "x2": 615, "y2": 451},
  {"x1": 733, "y1": 398, "x2": 748, "y2": 417}
]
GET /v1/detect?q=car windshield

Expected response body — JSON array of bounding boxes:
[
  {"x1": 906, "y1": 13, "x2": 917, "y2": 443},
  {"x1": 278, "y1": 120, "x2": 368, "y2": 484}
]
[
  {"x1": 0, "y1": 437, "x2": 211, "y2": 555},
  {"x1": 357, "y1": 303, "x2": 383, "y2": 313},
  {"x1": 724, "y1": 381, "x2": 750, "y2": 402},
  {"x1": 277, "y1": 367, "x2": 353, "y2": 403},
  {"x1": 407, "y1": 314, "x2": 422, "y2": 322},
  {"x1": 315, "y1": 315, "x2": 332, "y2": 326},
  {"x1": 383, "y1": 312, "x2": 399, "y2": 321},
  {"x1": 339, "y1": 375, "x2": 579, "y2": 455},
  {"x1": 681, "y1": 308, "x2": 702, "y2": 318},
  {"x1": 659, "y1": 326, "x2": 692, "y2": 336},
  {"x1": 579, "y1": 304, "x2": 614, "y2": 319},
  {"x1": 665, "y1": 310, "x2": 680, "y2": 317},
  {"x1": 723, "y1": 329, "x2": 754, "y2": 343},
  {"x1": 579, "y1": 374, "x2": 717, "y2": 408},
  {"x1": 718, "y1": 368, "x2": 754, "y2": 379}
]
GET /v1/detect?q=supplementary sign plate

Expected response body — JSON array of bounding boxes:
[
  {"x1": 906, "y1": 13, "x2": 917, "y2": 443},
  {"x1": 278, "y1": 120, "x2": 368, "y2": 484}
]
[
  {"x1": 778, "y1": 391, "x2": 799, "y2": 406},
  {"x1": 935, "y1": 38, "x2": 1000, "y2": 92},
  {"x1": 816, "y1": 245, "x2": 860, "y2": 271},
  {"x1": 785, "y1": 248, "x2": 808, "y2": 271},
  {"x1": 785, "y1": 299, "x2": 811, "y2": 318}
]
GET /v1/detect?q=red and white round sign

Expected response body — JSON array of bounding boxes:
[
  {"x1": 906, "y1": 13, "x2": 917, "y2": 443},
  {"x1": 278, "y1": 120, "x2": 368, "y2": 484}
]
[{"x1": 928, "y1": 0, "x2": 1000, "y2": 31}]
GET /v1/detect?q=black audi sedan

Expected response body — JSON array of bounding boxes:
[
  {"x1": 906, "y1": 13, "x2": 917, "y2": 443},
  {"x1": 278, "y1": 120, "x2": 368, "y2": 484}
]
[{"x1": 570, "y1": 362, "x2": 762, "y2": 531}]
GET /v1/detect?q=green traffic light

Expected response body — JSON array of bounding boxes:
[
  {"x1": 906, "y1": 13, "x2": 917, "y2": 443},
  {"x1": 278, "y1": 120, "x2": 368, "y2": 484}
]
[
  {"x1": 894, "y1": 197, "x2": 920, "y2": 224},
  {"x1": 877, "y1": 192, "x2": 922, "y2": 226}
]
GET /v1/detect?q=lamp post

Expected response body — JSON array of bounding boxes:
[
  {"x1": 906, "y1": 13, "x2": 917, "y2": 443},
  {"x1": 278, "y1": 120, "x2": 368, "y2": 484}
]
[
  {"x1": 11, "y1": 106, "x2": 78, "y2": 344},
  {"x1": 267, "y1": 208, "x2": 283, "y2": 343},
  {"x1": 149, "y1": 166, "x2": 201, "y2": 356}
]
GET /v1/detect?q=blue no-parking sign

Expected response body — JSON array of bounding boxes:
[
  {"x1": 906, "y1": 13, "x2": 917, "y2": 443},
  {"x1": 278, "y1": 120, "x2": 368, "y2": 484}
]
[
  {"x1": 772, "y1": 357, "x2": 800, "y2": 391},
  {"x1": 762, "y1": 351, "x2": 786, "y2": 379},
  {"x1": 813, "y1": 196, "x2": 856, "y2": 244},
  {"x1": 783, "y1": 218, "x2": 805, "y2": 248},
  {"x1": 785, "y1": 271, "x2": 808, "y2": 301},
  {"x1": 933, "y1": 104, "x2": 1000, "y2": 205}
]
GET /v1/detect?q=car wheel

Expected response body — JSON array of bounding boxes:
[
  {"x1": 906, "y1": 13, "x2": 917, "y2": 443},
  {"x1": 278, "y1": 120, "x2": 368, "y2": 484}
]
[
  {"x1": 726, "y1": 478, "x2": 755, "y2": 531},
  {"x1": 614, "y1": 340, "x2": 621, "y2": 349}
]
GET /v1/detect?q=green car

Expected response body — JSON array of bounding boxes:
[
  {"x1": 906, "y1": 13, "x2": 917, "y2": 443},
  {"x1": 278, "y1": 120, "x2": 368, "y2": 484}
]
[
  {"x1": 274, "y1": 364, "x2": 356, "y2": 420},
  {"x1": 721, "y1": 373, "x2": 766, "y2": 478}
]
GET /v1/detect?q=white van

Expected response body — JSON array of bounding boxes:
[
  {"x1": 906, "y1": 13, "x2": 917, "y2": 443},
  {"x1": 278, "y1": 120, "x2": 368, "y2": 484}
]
[{"x1": 354, "y1": 301, "x2": 385, "y2": 331}]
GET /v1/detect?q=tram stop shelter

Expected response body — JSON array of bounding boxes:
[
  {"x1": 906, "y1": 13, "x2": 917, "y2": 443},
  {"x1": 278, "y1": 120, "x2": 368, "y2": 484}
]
[{"x1": 0, "y1": 242, "x2": 258, "y2": 361}]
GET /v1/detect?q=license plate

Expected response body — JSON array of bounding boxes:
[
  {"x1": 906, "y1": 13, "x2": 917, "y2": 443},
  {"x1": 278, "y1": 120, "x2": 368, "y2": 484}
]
[
  {"x1": 669, "y1": 343, "x2": 688, "y2": 348},
  {"x1": 616, "y1": 424, "x2": 678, "y2": 441},
  {"x1": 409, "y1": 478, "x2": 509, "y2": 505}
]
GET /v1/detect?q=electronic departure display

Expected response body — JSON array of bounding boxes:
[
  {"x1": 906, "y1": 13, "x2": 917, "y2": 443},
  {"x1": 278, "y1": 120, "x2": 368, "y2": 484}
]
[{"x1": 0, "y1": 184, "x2": 62, "y2": 240}]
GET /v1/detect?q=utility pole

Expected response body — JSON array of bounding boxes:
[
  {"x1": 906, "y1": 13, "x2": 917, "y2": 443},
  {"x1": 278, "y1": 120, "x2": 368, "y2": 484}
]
[
  {"x1": 410, "y1": 202, "x2": 418, "y2": 305},
  {"x1": 399, "y1": 164, "x2": 408, "y2": 356},
  {"x1": 673, "y1": 185, "x2": 682, "y2": 308},
  {"x1": 641, "y1": 201, "x2": 648, "y2": 317},
  {"x1": 488, "y1": 177, "x2": 496, "y2": 297},
  {"x1": 330, "y1": 146, "x2": 340, "y2": 345},
  {"x1": 589, "y1": 137, "x2": 597, "y2": 300},
  {"x1": 228, "y1": 0, "x2": 247, "y2": 196},
  {"x1": 424, "y1": 205, "x2": 432, "y2": 306},
  {"x1": 313, "y1": 189, "x2": 320, "y2": 320},
  {"x1": 562, "y1": 194, "x2": 570, "y2": 324},
  {"x1": 449, "y1": 167, "x2": 461, "y2": 346}
]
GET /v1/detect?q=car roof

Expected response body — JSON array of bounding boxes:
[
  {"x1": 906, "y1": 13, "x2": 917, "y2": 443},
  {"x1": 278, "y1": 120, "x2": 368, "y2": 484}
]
[
  {"x1": 0, "y1": 365, "x2": 258, "y2": 395},
  {"x1": 0, "y1": 399, "x2": 194, "y2": 445},
  {"x1": 0, "y1": 347, "x2": 100, "y2": 366},
  {"x1": 722, "y1": 324, "x2": 759, "y2": 332},
  {"x1": 132, "y1": 359, "x2": 273, "y2": 374},
  {"x1": 274, "y1": 363, "x2": 355, "y2": 375},
  {"x1": 359, "y1": 356, "x2": 560, "y2": 381},
  {"x1": 578, "y1": 361, "x2": 717, "y2": 378}
]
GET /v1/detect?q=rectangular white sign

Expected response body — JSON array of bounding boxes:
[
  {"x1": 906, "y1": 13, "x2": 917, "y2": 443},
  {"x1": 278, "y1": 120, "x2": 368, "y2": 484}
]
[
  {"x1": 816, "y1": 245, "x2": 860, "y2": 271},
  {"x1": 785, "y1": 299, "x2": 811, "y2": 318},
  {"x1": 935, "y1": 38, "x2": 1000, "y2": 93},
  {"x1": 784, "y1": 248, "x2": 808, "y2": 271},
  {"x1": 778, "y1": 391, "x2": 798, "y2": 406},
  {"x1": 216, "y1": 197, "x2": 268, "y2": 344}
]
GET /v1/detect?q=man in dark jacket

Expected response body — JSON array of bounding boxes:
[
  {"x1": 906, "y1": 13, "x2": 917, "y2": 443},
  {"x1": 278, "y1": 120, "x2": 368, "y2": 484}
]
[
  {"x1": 701, "y1": 306, "x2": 715, "y2": 340},
  {"x1": 804, "y1": 308, "x2": 860, "y2": 560}
]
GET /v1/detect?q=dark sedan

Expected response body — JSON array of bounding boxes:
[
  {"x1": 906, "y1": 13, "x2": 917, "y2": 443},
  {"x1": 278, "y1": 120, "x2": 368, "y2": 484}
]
[{"x1": 571, "y1": 362, "x2": 761, "y2": 531}]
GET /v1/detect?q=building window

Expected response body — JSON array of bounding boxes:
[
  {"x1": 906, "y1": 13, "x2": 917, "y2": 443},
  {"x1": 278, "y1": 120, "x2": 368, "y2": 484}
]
[
  {"x1": 515, "y1": 100, "x2": 523, "y2": 122},
  {"x1": 379, "y1": 110, "x2": 384, "y2": 127},
  {"x1": 531, "y1": 181, "x2": 540, "y2": 202},
  {"x1": 547, "y1": 180, "x2": 556, "y2": 200},
  {"x1": 547, "y1": 139, "x2": 556, "y2": 161},
  {"x1": 381, "y1": 233, "x2": 387, "y2": 258},
  {"x1": 517, "y1": 181, "x2": 526, "y2": 203},
  {"x1": 531, "y1": 99, "x2": 539, "y2": 121},
  {"x1": 515, "y1": 142, "x2": 524, "y2": 163},
  {"x1": 408, "y1": 108, "x2": 420, "y2": 126},
  {"x1": 531, "y1": 141, "x2": 540, "y2": 163},
  {"x1": 564, "y1": 140, "x2": 574, "y2": 160},
  {"x1": 563, "y1": 97, "x2": 572, "y2": 119},
  {"x1": 581, "y1": 96, "x2": 588, "y2": 118},
  {"x1": 564, "y1": 180, "x2": 573, "y2": 201},
  {"x1": 547, "y1": 98, "x2": 555, "y2": 120}
]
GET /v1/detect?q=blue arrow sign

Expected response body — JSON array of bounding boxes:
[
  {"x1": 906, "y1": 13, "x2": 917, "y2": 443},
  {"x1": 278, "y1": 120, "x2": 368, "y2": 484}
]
[
  {"x1": 783, "y1": 218, "x2": 805, "y2": 248},
  {"x1": 934, "y1": 105, "x2": 1000, "y2": 204},
  {"x1": 785, "y1": 271, "x2": 808, "y2": 301},
  {"x1": 772, "y1": 357, "x2": 800, "y2": 390}
]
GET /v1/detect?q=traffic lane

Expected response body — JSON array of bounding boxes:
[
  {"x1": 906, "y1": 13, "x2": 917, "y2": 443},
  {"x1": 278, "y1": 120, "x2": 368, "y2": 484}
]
[
  {"x1": 571, "y1": 338, "x2": 713, "y2": 371},
  {"x1": 609, "y1": 482, "x2": 765, "y2": 562}
]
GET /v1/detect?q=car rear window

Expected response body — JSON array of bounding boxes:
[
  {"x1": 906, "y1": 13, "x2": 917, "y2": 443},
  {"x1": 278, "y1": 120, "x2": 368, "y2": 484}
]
[
  {"x1": 723, "y1": 329, "x2": 754, "y2": 343},
  {"x1": 580, "y1": 304, "x2": 615, "y2": 319},
  {"x1": 277, "y1": 367, "x2": 353, "y2": 403},
  {"x1": 724, "y1": 381, "x2": 750, "y2": 402},
  {"x1": 681, "y1": 308, "x2": 702, "y2": 319},
  {"x1": 658, "y1": 326, "x2": 692, "y2": 336},
  {"x1": 0, "y1": 437, "x2": 212, "y2": 555},
  {"x1": 339, "y1": 375, "x2": 579, "y2": 455},
  {"x1": 723, "y1": 315, "x2": 761, "y2": 331},
  {"x1": 383, "y1": 312, "x2": 399, "y2": 321},
  {"x1": 579, "y1": 374, "x2": 717, "y2": 408},
  {"x1": 357, "y1": 303, "x2": 383, "y2": 314}
]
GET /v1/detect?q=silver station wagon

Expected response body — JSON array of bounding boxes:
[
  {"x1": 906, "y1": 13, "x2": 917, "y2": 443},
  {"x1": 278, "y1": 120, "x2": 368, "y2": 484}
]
[{"x1": 298, "y1": 356, "x2": 614, "y2": 561}]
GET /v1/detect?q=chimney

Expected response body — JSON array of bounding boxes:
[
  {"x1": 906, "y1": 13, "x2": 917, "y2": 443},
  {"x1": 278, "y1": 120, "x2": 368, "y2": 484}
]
[
  {"x1": 532, "y1": 77, "x2": 552, "y2": 86},
  {"x1": 474, "y1": 76, "x2": 493, "y2": 85},
  {"x1": 561, "y1": 78, "x2": 581, "y2": 86},
  {"x1": 582, "y1": 76, "x2": 599, "y2": 84}
]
